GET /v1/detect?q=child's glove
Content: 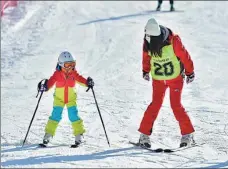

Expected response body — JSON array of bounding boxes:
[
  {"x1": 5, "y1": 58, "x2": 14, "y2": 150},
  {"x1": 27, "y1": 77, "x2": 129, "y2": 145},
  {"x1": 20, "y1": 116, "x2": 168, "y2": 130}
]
[
  {"x1": 87, "y1": 77, "x2": 94, "y2": 88},
  {"x1": 143, "y1": 71, "x2": 150, "y2": 81},
  {"x1": 186, "y1": 72, "x2": 195, "y2": 84},
  {"x1": 37, "y1": 79, "x2": 48, "y2": 92}
]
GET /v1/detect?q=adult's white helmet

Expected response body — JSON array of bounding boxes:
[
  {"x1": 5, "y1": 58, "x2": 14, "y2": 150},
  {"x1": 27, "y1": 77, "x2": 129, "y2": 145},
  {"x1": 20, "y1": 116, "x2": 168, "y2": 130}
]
[
  {"x1": 144, "y1": 18, "x2": 161, "y2": 36},
  {"x1": 58, "y1": 51, "x2": 75, "y2": 68}
]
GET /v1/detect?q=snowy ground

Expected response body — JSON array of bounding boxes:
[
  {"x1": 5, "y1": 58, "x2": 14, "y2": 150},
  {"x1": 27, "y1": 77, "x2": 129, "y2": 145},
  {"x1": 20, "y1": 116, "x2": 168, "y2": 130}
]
[{"x1": 1, "y1": 1, "x2": 228, "y2": 168}]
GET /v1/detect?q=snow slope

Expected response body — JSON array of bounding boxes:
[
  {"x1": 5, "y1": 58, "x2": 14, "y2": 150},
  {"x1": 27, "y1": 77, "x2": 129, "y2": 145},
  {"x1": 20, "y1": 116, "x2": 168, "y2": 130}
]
[{"x1": 1, "y1": 1, "x2": 228, "y2": 168}]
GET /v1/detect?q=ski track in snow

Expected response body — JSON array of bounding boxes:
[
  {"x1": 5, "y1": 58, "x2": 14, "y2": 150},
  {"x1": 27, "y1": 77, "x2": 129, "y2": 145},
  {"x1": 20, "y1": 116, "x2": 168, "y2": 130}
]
[{"x1": 1, "y1": 1, "x2": 228, "y2": 168}]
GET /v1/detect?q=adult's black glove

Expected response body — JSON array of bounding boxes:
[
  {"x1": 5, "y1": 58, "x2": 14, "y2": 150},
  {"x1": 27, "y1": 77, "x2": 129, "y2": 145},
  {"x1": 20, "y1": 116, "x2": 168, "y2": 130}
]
[
  {"x1": 143, "y1": 71, "x2": 150, "y2": 81},
  {"x1": 186, "y1": 72, "x2": 195, "y2": 84}
]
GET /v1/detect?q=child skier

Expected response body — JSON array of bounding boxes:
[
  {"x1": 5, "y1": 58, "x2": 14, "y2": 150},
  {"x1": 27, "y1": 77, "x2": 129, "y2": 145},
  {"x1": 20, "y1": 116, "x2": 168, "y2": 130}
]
[
  {"x1": 37, "y1": 51, "x2": 94, "y2": 146},
  {"x1": 138, "y1": 18, "x2": 195, "y2": 148}
]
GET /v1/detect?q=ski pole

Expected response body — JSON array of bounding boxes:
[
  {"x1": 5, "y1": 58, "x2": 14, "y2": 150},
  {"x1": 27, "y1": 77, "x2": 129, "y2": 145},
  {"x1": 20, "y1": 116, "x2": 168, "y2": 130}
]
[
  {"x1": 87, "y1": 87, "x2": 110, "y2": 147},
  {"x1": 22, "y1": 80, "x2": 46, "y2": 147}
]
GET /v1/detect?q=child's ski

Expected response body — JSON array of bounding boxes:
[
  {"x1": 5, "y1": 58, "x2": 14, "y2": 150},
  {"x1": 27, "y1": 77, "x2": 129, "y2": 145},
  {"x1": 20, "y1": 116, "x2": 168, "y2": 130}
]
[
  {"x1": 38, "y1": 143, "x2": 47, "y2": 148},
  {"x1": 38, "y1": 143, "x2": 80, "y2": 148},
  {"x1": 70, "y1": 144, "x2": 80, "y2": 148}
]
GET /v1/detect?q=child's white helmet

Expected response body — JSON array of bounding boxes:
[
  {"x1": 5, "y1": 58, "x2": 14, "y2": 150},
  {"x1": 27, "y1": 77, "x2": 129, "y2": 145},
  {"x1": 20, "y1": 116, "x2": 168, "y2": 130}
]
[{"x1": 58, "y1": 51, "x2": 75, "y2": 68}]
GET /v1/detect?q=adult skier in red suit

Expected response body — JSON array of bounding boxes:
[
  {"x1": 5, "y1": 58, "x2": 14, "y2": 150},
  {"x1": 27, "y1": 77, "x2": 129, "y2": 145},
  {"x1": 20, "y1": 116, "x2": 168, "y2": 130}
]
[{"x1": 138, "y1": 18, "x2": 195, "y2": 148}]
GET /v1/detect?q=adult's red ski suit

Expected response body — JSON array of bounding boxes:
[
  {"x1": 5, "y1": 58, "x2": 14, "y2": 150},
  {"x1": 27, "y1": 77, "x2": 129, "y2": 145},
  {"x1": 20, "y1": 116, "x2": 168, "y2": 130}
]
[{"x1": 138, "y1": 29, "x2": 195, "y2": 136}]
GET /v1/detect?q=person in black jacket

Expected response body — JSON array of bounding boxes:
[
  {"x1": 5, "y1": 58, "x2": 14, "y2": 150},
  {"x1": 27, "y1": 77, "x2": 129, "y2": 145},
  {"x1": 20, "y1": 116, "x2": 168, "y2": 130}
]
[{"x1": 156, "y1": 0, "x2": 175, "y2": 11}]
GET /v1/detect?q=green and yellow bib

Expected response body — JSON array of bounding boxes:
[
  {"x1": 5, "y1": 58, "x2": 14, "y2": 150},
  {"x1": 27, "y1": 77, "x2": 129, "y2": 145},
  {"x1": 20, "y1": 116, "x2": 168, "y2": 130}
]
[{"x1": 149, "y1": 44, "x2": 181, "y2": 80}]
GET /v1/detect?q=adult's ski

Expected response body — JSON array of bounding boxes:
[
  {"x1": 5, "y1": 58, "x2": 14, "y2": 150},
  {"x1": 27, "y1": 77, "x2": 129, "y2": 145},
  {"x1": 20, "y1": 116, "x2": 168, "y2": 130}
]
[
  {"x1": 129, "y1": 141, "x2": 163, "y2": 153},
  {"x1": 163, "y1": 143, "x2": 205, "y2": 153},
  {"x1": 129, "y1": 141, "x2": 204, "y2": 153}
]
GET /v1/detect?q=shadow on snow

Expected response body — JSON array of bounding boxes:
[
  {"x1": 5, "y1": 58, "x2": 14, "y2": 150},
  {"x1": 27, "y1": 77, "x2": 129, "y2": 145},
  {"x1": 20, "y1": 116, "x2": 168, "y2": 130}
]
[
  {"x1": 1, "y1": 146, "x2": 158, "y2": 166},
  {"x1": 78, "y1": 10, "x2": 184, "y2": 25},
  {"x1": 205, "y1": 161, "x2": 228, "y2": 168}
]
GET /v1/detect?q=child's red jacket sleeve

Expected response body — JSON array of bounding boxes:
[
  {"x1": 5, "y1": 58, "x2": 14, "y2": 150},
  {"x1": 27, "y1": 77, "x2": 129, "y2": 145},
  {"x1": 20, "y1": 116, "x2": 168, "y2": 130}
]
[
  {"x1": 74, "y1": 70, "x2": 88, "y2": 86},
  {"x1": 47, "y1": 71, "x2": 58, "y2": 90},
  {"x1": 172, "y1": 35, "x2": 194, "y2": 75}
]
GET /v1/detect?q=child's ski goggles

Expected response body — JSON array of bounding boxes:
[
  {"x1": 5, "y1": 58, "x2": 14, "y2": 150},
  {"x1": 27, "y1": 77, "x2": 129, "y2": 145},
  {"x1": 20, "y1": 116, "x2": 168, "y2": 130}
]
[{"x1": 64, "y1": 61, "x2": 76, "y2": 69}]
